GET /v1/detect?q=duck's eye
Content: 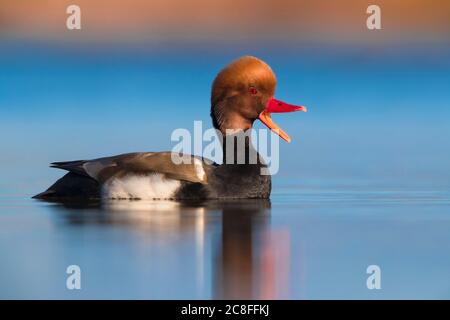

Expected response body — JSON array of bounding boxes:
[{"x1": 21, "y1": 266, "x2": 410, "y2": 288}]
[{"x1": 248, "y1": 87, "x2": 258, "y2": 95}]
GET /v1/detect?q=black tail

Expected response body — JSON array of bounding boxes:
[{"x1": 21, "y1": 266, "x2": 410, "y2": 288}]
[
  {"x1": 33, "y1": 172, "x2": 100, "y2": 200},
  {"x1": 50, "y1": 160, "x2": 88, "y2": 176}
]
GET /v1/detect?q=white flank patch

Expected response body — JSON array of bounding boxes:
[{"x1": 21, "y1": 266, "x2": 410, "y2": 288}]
[
  {"x1": 193, "y1": 158, "x2": 206, "y2": 181},
  {"x1": 102, "y1": 174, "x2": 181, "y2": 200}
]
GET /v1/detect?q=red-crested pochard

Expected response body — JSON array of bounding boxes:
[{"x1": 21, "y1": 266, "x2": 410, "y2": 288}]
[{"x1": 33, "y1": 56, "x2": 307, "y2": 200}]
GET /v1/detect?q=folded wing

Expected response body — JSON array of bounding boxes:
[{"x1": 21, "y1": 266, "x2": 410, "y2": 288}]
[{"x1": 51, "y1": 152, "x2": 215, "y2": 185}]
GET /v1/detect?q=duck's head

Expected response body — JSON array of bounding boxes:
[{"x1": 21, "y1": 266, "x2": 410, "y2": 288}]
[{"x1": 211, "y1": 56, "x2": 307, "y2": 143}]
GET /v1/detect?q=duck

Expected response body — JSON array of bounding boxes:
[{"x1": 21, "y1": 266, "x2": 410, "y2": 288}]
[{"x1": 33, "y1": 56, "x2": 307, "y2": 201}]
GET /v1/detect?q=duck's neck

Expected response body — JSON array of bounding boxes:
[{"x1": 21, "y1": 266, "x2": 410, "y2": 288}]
[
  {"x1": 221, "y1": 130, "x2": 265, "y2": 166},
  {"x1": 209, "y1": 130, "x2": 271, "y2": 199}
]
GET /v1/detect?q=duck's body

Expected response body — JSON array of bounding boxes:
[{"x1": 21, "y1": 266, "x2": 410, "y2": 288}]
[
  {"x1": 34, "y1": 151, "x2": 271, "y2": 200},
  {"x1": 34, "y1": 56, "x2": 306, "y2": 201}
]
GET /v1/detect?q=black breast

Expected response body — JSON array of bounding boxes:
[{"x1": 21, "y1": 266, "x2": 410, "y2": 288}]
[{"x1": 176, "y1": 164, "x2": 271, "y2": 199}]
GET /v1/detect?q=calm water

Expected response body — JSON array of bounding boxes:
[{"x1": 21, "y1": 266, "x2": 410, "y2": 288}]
[{"x1": 1, "y1": 177, "x2": 449, "y2": 299}]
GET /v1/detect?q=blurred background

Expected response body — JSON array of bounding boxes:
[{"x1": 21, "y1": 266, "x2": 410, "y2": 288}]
[
  {"x1": 1, "y1": 0, "x2": 449, "y2": 188},
  {"x1": 1, "y1": 0, "x2": 450, "y2": 299}
]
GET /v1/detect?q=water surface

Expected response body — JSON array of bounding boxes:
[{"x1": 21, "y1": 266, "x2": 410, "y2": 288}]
[{"x1": 1, "y1": 178, "x2": 449, "y2": 299}]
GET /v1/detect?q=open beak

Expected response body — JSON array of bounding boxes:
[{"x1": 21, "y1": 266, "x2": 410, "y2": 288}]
[{"x1": 258, "y1": 98, "x2": 307, "y2": 143}]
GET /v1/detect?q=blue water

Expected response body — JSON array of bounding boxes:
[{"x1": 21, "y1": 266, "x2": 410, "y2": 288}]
[
  {"x1": 0, "y1": 42, "x2": 450, "y2": 299},
  {"x1": 1, "y1": 180, "x2": 449, "y2": 299}
]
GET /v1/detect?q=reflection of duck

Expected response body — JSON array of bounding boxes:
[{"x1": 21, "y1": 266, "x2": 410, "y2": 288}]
[
  {"x1": 213, "y1": 200, "x2": 270, "y2": 299},
  {"x1": 34, "y1": 56, "x2": 306, "y2": 201},
  {"x1": 49, "y1": 199, "x2": 291, "y2": 299}
]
